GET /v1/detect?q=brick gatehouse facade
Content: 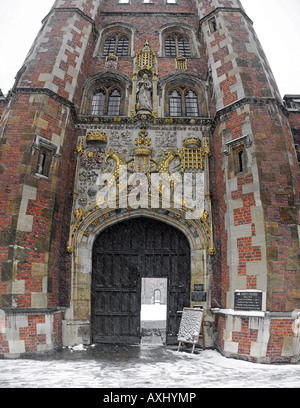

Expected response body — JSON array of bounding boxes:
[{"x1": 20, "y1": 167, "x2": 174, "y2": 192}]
[{"x1": 0, "y1": 0, "x2": 300, "y2": 363}]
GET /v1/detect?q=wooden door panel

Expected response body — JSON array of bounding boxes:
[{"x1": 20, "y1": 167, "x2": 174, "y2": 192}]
[
  {"x1": 92, "y1": 251, "x2": 141, "y2": 344},
  {"x1": 92, "y1": 218, "x2": 191, "y2": 345}
]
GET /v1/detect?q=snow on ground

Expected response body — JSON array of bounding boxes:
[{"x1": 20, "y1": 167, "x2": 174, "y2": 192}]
[
  {"x1": 141, "y1": 304, "x2": 167, "y2": 321},
  {"x1": 0, "y1": 306, "x2": 299, "y2": 389},
  {"x1": 0, "y1": 345, "x2": 300, "y2": 388}
]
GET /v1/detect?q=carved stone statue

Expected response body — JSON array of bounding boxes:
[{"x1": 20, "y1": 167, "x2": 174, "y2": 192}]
[{"x1": 136, "y1": 73, "x2": 153, "y2": 112}]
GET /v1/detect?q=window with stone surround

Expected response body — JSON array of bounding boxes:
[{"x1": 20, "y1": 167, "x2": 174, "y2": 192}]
[
  {"x1": 167, "y1": 85, "x2": 200, "y2": 117},
  {"x1": 161, "y1": 26, "x2": 198, "y2": 58},
  {"x1": 236, "y1": 147, "x2": 246, "y2": 174},
  {"x1": 90, "y1": 86, "x2": 122, "y2": 116},
  {"x1": 81, "y1": 74, "x2": 127, "y2": 116},
  {"x1": 32, "y1": 136, "x2": 60, "y2": 179},
  {"x1": 224, "y1": 135, "x2": 252, "y2": 177},
  {"x1": 164, "y1": 34, "x2": 191, "y2": 58},
  {"x1": 208, "y1": 17, "x2": 218, "y2": 34},
  {"x1": 99, "y1": 26, "x2": 132, "y2": 57},
  {"x1": 103, "y1": 34, "x2": 129, "y2": 57}
]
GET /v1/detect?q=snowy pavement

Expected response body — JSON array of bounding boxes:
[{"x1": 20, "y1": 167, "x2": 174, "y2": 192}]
[{"x1": 0, "y1": 344, "x2": 300, "y2": 388}]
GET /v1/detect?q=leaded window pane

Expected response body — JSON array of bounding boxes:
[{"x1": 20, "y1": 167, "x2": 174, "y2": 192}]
[
  {"x1": 103, "y1": 35, "x2": 116, "y2": 56},
  {"x1": 90, "y1": 91, "x2": 105, "y2": 115},
  {"x1": 169, "y1": 90, "x2": 182, "y2": 117},
  {"x1": 165, "y1": 36, "x2": 176, "y2": 57},
  {"x1": 107, "y1": 89, "x2": 121, "y2": 116},
  {"x1": 117, "y1": 36, "x2": 129, "y2": 56},
  {"x1": 185, "y1": 90, "x2": 199, "y2": 117},
  {"x1": 178, "y1": 37, "x2": 191, "y2": 58}
]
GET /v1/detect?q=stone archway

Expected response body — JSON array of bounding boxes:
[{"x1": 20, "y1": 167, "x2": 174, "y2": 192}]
[{"x1": 63, "y1": 208, "x2": 211, "y2": 347}]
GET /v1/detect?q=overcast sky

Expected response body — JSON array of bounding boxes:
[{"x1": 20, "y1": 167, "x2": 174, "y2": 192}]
[{"x1": 0, "y1": 0, "x2": 299, "y2": 97}]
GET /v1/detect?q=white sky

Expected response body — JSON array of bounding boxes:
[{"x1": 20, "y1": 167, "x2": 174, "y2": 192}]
[{"x1": 0, "y1": 0, "x2": 299, "y2": 97}]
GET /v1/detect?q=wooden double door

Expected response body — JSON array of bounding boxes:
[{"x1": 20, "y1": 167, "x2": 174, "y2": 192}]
[{"x1": 92, "y1": 217, "x2": 191, "y2": 344}]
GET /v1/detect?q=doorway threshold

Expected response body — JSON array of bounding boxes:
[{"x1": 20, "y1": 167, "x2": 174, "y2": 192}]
[{"x1": 141, "y1": 319, "x2": 167, "y2": 345}]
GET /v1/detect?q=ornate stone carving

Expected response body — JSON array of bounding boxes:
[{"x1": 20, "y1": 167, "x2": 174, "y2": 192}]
[
  {"x1": 74, "y1": 137, "x2": 84, "y2": 155},
  {"x1": 81, "y1": 148, "x2": 105, "y2": 169},
  {"x1": 86, "y1": 129, "x2": 108, "y2": 144},
  {"x1": 179, "y1": 136, "x2": 211, "y2": 172},
  {"x1": 132, "y1": 129, "x2": 153, "y2": 175},
  {"x1": 131, "y1": 41, "x2": 158, "y2": 118}
]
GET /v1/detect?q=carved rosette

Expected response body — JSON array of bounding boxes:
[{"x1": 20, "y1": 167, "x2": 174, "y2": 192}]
[{"x1": 81, "y1": 148, "x2": 105, "y2": 169}]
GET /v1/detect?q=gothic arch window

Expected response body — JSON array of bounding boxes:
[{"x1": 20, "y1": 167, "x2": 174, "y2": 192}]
[
  {"x1": 107, "y1": 89, "x2": 121, "y2": 116},
  {"x1": 90, "y1": 85, "x2": 122, "y2": 116},
  {"x1": 185, "y1": 90, "x2": 199, "y2": 116},
  {"x1": 161, "y1": 26, "x2": 198, "y2": 58},
  {"x1": 99, "y1": 26, "x2": 132, "y2": 57},
  {"x1": 165, "y1": 36, "x2": 176, "y2": 57},
  {"x1": 117, "y1": 36, "x2": 130, "y2": 56},
  {"x1": 177, "y1": 36, "x2": 191, "y2": 58},
  {"x1": 169, "y1": 90, "x2": 182, "y2": 117},
  {"x1": 90, "y1": 90, "x2": 105, "y2": 115},
  {"x1": 168, "y1": 86, "x2": 199, "y2": 117},
  {"x1": 164, "y1": 34, "x2": 191, "y2": 57},
  {"x1": 103, "y1": 35, "x2": 116, "y2": 56},
  {"x1": 102, "y1": 34, "x2": 129, "y2": 56}
]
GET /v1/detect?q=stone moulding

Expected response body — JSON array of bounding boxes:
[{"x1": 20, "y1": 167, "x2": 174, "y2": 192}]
[
  {"x1": 223, "y1": 134, "x2": 252, "y2": 156},
  {"x1": 10, "y1": 90, "x2": 286, "y2": 132},
  {"x1": 66, "y1": 204, "x2": 215, "y2": 256},
  {"x1": 75, "y1": 114, "x2": 213, "y2": 127}
]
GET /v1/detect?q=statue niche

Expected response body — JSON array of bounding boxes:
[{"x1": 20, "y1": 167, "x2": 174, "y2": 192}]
[{"x1": 131, "y1": 41, "x2": 158, "y2": 117}]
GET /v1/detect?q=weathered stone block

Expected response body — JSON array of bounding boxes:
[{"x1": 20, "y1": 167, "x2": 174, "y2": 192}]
[
  {"x1": 266, "y1": 246, "x2": 278, "y2": 261},
  {"x1": 279, "y1": 207, "x2": 297, "y2": 224},
  {"x1": 1, "y1": 262, "x2": 13, "y2": 281}
]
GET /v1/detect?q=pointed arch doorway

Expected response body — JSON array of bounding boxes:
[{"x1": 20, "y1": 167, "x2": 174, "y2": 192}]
[{"x1": 91, "y1": 217, "x2": 191, "y2": 345}]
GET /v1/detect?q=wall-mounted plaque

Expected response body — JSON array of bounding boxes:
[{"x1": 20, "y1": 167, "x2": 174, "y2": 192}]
[
  {"x1": 234, "y1": 290, "x2": 263, "y2": 311},
  {"x1": 191, "y1": 291, "x2": 207, "y2": 302}
]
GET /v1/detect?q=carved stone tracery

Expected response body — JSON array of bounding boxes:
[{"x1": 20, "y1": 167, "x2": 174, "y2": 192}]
[{"x1": 68, "y1": 122, "x2": 214, "y2": 256}]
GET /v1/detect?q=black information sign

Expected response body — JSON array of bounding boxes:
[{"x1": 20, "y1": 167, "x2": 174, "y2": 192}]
[
  {"x1": 191, "y1": 291, "x2": 207, "y2": 302},
  {"x1": 234, "y1": 291, "x2": 263, "y2": 311}
]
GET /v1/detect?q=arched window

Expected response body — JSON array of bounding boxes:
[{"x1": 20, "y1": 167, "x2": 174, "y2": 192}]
[
  {"x1": 165, "y1": 36, "x2": 176, "y2": 57},
  {"x1": 154, "y1": 289, "x2": 161, "y2": 304},
  {"x1": 90, "y1": 86, "x2": 122, "y2": 116},
  {"x1": 178, "y1": 36, "x2": 191, "y2": 58},
  {"x1": 103, "y1": 35, "x2": 116, "y2": 56},
  {"x1": 117, "y1": 36, "x2": 129, "y2": 56},
  {"x1": 164, "y1": 33, "x2": 191, "y2": 57},
  {"x1": 102, "y1": 33, "x2": 129, "y2": 56},
  {"x1": 169, "y1": 90, "x2": 182, "y2": 117},
  {"x1": 107, "y1": 89, "x2": 121, "y2": 116},
  {"x1": 185, "y1": 90, "x2": 199, "y2": 117},
  {"x1": 168, "y1": 87, "x2": 199, "y2": 117},
  {"x1": 90, "y1": 90, "x2": 105, "y2": 115}
]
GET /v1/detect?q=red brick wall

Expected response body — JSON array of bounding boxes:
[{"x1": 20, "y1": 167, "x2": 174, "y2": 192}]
[
  {"x1": 251, "y1": 105, "x2": 300, "y2": 311},
  {"x1": 0, "y1": 311, "x2": 63, "y2": 356},
  {"x1": 0, "y1": 0, "x2": 299, "y2": 360},
  {"x1": 0, "y1": 92, "x2": 77, "y2": 308}
]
